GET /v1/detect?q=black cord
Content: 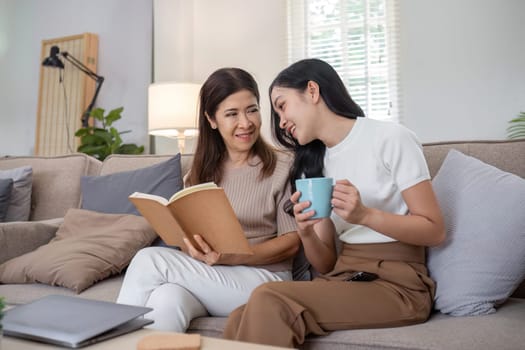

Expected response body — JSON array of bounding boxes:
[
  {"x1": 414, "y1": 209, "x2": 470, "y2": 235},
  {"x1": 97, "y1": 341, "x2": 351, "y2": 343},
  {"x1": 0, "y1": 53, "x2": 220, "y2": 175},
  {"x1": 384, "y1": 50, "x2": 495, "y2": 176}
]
[{"x1": 59, "y1": 69, "x2": 74, "y2": 154}]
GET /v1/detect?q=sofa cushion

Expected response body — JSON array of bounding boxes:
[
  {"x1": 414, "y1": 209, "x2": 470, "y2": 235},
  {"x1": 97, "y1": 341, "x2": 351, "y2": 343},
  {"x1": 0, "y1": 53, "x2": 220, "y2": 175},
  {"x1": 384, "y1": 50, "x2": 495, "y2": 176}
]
[
  {"x1": 0, "y1": 154, "x2": 102, "y2": 220},
  {"x1": 80, "y1": 154, "x2": 183, "y2": 215},
  {"x1": 428, "y1": 149, "x2": 525, "y2": 316},
  {"x1": 0, "y1": 218, "x2": 62, "y2": 265},
  {"x1": 0, "y1": 166, "x2": 32, "y2": 221},
  {"x1": 0, "y1": 178, "x2": 13, "y2": 221},
  {"x1": 0, "y1": 209, "x2": 156, "y2": 293},
  {"x1": 0, "y1": 275, "x2": 124, "y2": 306},
  {"x1": 187, "y1": 299, "x2": 525, "y2": 349}
]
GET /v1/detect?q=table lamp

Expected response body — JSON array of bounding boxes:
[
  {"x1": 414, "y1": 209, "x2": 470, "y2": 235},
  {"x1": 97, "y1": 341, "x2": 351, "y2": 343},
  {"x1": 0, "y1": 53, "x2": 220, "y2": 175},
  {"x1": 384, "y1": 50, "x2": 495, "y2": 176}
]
[{"x1": 148, "y1": 82, "x2": 201, "y2": 154}]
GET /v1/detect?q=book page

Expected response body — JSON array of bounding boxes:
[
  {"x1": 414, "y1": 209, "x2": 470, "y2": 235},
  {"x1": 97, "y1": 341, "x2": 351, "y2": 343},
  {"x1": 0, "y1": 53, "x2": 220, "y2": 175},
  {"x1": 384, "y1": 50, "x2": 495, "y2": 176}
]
[
  {"x1": 168, "y1": 182, "x2": 218, "y2": 203},
  {"x1": 129, "y1": 192, "x2": 168, "y2": 206},
  {"x1": 128, "y1": 197, "x2": 188, "y2": 248}
]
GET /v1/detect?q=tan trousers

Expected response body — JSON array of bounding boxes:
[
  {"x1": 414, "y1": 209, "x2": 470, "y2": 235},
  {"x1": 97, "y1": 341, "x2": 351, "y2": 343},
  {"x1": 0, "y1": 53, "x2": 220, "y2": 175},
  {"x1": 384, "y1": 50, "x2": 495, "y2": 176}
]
[{"x1": 223, "y1": 242, "x2": 435, "y2": 348}]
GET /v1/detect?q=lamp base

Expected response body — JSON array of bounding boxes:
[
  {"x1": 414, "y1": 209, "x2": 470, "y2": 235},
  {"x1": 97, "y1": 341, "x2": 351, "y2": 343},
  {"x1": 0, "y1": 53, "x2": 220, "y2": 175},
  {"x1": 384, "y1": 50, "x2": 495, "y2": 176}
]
[
  {"x1": 178, "y1": 134, "x2": 197, "y2": 154},
  {"x1": 149, "y1": 135, "x2": 179, "y2": 155},
  {"x1": 150, "y1": 134, "x2": 197, "y2": 155}
]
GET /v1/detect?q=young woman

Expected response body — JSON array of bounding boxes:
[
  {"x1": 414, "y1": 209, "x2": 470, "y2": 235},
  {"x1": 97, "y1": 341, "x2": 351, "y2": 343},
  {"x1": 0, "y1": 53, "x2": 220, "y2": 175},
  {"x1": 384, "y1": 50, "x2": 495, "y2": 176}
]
[
  {"x1": 223, "y1": 59, "x2": 445, "y2": 347},
  {"x1": 117, "y1": 68, "x2": 300, "y2": 332}
]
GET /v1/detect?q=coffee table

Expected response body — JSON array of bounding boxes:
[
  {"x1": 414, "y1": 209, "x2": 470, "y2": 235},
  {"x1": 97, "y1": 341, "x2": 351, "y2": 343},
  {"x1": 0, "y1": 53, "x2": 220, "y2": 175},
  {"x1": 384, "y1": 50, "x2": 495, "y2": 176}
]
[{"x1": 1, "y1": 329, "x2": 294, "y2": 349}]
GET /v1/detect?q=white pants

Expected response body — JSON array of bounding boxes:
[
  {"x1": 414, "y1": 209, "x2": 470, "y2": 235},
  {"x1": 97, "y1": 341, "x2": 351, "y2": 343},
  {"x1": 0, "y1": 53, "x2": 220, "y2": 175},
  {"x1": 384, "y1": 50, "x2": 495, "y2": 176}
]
[{"x1": 117, "y1": 247, "x2": 291, "y2": 332}]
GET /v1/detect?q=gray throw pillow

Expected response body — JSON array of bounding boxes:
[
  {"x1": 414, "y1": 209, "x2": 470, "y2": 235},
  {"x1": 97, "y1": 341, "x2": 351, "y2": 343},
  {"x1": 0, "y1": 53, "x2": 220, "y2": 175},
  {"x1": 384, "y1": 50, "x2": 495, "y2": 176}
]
[
  {"x1": 81, "y1": 154, "x2": 183, "y2": 215},
  {"x1": 428, "y1": 149, "x2": 525, "y2": 316},
  {"x1": 0, "y1": 178, "x2": 14, "y2": 222},
  {"x1": 0, "y1": 166, "x2": 33, "y2": 221}
]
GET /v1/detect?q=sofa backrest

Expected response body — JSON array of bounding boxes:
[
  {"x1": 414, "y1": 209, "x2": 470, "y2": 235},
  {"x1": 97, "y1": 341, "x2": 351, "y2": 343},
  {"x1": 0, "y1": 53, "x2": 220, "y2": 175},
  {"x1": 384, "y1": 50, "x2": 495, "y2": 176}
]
[
  {"x1": 0, "y1": 154, "x2": 101, "y2": 220},
  {"x1": 100, "y1": 153, "x2": 194, "y2": 176},
  {"x1": 102, "y1": 139, "x2": 525, "y2": 180},
  {"x1": 2, "y1": 140, "x2": 522, "y2": 222},
  {"x1": 422, "y1": 139, "x2": 525, "y2": 179}
]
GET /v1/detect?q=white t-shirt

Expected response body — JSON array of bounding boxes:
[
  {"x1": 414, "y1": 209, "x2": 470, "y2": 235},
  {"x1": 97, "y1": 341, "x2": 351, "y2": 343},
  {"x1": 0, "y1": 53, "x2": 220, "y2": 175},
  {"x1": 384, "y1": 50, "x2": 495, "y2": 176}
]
[{"x1": 324, "y1": 118, "x2": 430, "y2": 244}]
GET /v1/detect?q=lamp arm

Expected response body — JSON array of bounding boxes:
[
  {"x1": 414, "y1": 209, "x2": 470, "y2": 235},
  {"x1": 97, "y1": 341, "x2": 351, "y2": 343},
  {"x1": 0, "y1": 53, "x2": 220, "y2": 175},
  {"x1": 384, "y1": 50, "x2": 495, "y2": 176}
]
[
  {"x1": 81, "y1": 77, "x2": 105, "y2": 127},
  {"x1": 60, "y1": 52, "x2": 105, "y2": 128},
  {"x1": 61, "y1": 52, "x2": 103, "y2": 82}
]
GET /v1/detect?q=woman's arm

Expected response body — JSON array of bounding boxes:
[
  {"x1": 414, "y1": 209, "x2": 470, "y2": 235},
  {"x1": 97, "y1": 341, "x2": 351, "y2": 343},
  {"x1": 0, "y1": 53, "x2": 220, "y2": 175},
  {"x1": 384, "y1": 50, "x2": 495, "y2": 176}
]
[
  {"x1": 332, "y1": 179, "x2": 445, "y2": 247},
  {"x1": 298, "y1": 219, "x2": 337, "y2": 274},
  {"x1": 184, "y1": 232, "x2": 300, "y2": 266},
  {"x1": 219, "y1": 231, "x2": 300, "y2": 266},
  {"x1": 292, "y1": 191, "x2": 338, "y2": 274}
]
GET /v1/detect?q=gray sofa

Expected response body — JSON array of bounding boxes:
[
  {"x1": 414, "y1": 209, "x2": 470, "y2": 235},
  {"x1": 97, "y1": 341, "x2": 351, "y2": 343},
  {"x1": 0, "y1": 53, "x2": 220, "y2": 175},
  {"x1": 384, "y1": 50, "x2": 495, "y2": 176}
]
[{"x1": 1, "y1": 140, "x2": 524, "y2": 349}]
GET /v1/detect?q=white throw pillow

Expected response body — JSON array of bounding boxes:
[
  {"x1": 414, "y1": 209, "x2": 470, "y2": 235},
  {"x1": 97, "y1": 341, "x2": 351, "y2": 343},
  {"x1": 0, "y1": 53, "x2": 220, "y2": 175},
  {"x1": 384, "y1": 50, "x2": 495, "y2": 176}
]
[{"x1": 427, "y1": 149, "x2": 525, "y2": 316}]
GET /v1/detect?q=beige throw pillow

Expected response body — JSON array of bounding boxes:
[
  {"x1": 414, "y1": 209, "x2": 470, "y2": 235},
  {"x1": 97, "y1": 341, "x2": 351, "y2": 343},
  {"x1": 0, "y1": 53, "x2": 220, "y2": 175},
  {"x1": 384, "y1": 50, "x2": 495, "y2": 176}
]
[{"x1": 0, "y1": 208, "x2": 157, "y2": 293}]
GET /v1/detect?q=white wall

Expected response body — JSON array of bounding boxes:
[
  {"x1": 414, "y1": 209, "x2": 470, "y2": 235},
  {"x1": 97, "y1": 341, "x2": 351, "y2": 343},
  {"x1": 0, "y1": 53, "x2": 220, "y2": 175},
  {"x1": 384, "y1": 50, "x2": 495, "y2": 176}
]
[
  {"x1": 399, "y1": 0, "x2": 525, "y2": 142},
  {"x1": 2, "y1": 0, "x2": 523, "y2": 157},
  {"x1": 154, "y1": 0, "x2": 525, "y2": 143},
  {"x1": 153, "y1": 0, "x2": 287, "y2": 140},
  {"x1": 0, "y1": 0, "x2": 152, "y2": 156}
]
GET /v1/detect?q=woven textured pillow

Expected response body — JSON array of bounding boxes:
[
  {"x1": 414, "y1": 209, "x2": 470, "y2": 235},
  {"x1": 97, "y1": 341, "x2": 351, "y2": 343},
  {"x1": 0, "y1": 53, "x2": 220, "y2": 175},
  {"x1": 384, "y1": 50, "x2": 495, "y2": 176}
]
[
  {"x1": 428, "y1": 149, "x2": 525, "y2": 316},
  {"x1": 0, "y1": 208, "x2": 157, "y2": 293}
]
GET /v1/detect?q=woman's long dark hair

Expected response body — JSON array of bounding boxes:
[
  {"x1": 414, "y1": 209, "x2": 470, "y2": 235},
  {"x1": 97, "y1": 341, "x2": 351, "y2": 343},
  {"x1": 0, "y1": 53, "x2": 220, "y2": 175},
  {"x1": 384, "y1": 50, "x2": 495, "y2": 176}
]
[
  {"x1": 269, "y1": 58, "x2": 365, "y2": 191},
  {"x1": 186, "y1": 68, "x2": 276, "y2": 186}
]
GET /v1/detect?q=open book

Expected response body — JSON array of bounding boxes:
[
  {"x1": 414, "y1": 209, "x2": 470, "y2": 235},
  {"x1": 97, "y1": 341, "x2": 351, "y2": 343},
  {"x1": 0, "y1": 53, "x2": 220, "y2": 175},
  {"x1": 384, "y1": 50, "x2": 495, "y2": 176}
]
[{"x1": 129, "y1": 182, "x2": 253, "y2": 255}]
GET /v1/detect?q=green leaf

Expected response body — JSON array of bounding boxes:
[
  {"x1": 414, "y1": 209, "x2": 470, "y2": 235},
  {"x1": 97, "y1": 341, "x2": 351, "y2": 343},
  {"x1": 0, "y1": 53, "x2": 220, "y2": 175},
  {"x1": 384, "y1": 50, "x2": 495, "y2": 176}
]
[
  {"x1": 109, "y1": 127, "x2": 122, "y2": 144},
  {"x1": 90, "y1": 108, "x2": 105, "y2": 122},
  {"x1": 105, "y1": 107, "x2": 124, "y2": 126},
  {"x1": 77, "y1": 145, "x2": 108, "y2": 158},
  {"x1": 118, "y1": 144, "x2": 145, "y2": 154},
  {"x1": 80, "y1": 134, "x2": 104, "y2": 146},
  {"x1": 507, "y1": 131, "x2": 525, "y2": 140},
  {"x1": 92, "y1": 129, "x2": 114, "y2": 144},
  {"x1": 507, "y1": 124, "x2": 525, "y2": 132},
  {"x1": 109, "y1": 127, "x2": 122, "y2": 153},
  {"x1": 74, "y1": 128, "x2": 90, "y2": 137},
  {"x1": 509, "y1": 116, "x2": 525, "y2": 123}
]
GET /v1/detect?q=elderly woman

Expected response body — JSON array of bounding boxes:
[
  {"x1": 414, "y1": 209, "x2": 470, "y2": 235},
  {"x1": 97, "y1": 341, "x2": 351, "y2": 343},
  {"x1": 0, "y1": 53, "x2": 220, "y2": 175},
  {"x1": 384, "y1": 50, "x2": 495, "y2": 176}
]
[{"x1": 117, "y1": 67, "x2": 300, "y2": 332}]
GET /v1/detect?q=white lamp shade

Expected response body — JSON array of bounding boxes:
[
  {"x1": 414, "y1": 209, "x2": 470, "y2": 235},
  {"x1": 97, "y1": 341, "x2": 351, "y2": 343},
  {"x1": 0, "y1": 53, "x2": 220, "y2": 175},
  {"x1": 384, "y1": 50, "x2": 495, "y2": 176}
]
[{"x1": 148, "y1": 82, "x2": 201, "y2": 135}]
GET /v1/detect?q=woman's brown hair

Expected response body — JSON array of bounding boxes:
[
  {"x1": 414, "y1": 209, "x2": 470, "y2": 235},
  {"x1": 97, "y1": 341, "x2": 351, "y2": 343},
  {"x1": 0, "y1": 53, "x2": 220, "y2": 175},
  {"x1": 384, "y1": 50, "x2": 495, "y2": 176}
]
[{"x1": 186, "y1": 68, "x2": 276, "y2": 186}]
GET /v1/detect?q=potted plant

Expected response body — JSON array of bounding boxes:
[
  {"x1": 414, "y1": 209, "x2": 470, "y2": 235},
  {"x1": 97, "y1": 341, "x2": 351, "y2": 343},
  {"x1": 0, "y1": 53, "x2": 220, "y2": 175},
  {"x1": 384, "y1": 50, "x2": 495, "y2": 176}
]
[
  {"x1": 507, "y1": 111, "x2": 525, "y2": 140},
  {"x1": 75, "y1": 107, "x2": 145, "y2": 161}
]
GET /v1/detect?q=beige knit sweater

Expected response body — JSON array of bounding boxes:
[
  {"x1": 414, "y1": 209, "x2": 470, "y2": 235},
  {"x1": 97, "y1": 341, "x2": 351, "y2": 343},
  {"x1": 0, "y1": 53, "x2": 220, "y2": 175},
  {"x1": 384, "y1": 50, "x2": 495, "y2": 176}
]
[{"x1": 220, "y1": 151, "x2": 297, "y2": 273}]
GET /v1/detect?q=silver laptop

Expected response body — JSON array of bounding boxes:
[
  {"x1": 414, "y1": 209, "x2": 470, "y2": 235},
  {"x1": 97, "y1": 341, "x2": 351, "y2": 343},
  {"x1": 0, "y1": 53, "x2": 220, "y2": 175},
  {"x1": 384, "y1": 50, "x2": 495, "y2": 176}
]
[{"x1": 3, "y1": 294, "x2": 153, "y2": 348}]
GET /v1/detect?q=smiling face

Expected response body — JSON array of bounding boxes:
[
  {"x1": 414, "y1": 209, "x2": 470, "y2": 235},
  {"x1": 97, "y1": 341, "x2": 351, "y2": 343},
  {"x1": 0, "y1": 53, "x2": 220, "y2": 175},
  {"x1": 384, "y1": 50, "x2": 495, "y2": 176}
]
[
  {"x1": 271, "y1": 85, "x2": 318, "y2": 145},
  {"x1": 207, "y1": 89, "x2": 261, "y2": 159}
]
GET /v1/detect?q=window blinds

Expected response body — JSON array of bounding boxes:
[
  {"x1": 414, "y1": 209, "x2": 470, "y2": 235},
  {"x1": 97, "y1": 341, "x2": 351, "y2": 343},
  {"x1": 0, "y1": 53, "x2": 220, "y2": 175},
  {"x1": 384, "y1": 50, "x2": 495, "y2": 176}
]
[{"x1": 287, "y1": 0, "x2": 400, "y2": 121}]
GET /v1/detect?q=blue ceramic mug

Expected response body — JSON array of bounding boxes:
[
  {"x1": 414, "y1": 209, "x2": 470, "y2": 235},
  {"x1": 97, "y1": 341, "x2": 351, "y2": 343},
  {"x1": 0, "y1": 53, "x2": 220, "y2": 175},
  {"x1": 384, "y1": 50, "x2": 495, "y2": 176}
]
[{"x1": 295, "y1": 177, "x2": 333, "y2": 219}]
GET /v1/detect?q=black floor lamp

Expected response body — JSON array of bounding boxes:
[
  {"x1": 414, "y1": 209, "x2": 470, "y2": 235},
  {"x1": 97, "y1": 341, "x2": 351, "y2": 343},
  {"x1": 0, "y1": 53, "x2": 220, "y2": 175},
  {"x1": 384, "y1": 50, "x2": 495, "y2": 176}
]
[{"x1": 42, "y1": 45, "x2": 104, "y2": 128}]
